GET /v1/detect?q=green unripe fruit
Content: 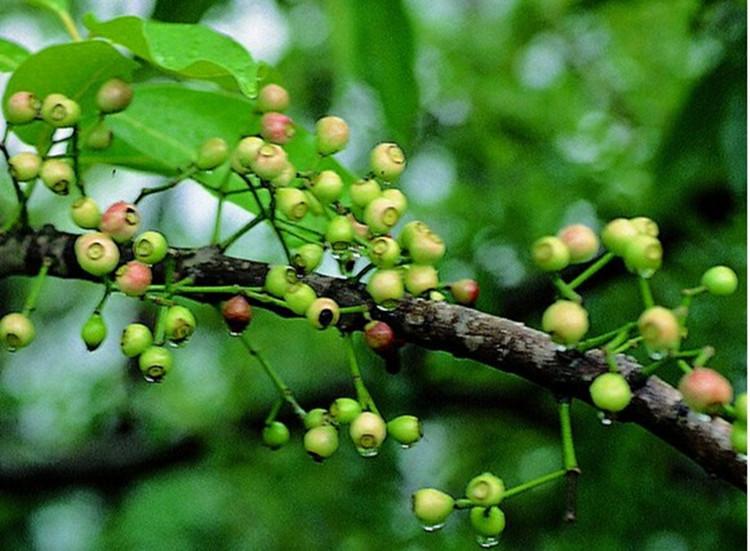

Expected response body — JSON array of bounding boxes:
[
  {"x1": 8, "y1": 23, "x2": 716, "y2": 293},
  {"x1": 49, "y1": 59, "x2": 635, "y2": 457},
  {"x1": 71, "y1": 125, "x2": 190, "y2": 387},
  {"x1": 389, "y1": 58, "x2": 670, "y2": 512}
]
[
  {"x1": 731, "y1": 423, "x2": 747, "y2": 454},
  {"x1": 701, "y1": 266, "x2": 738, "y2": 296},
  {"x1": 638, "y1": 306, "x2": 680, "y2": 352},
  {"x1": 370, "y1": 142, "x2": 406, "y2": 181},
  {"x1": 306, "y1": 297, "x2": 340, "y2": 329},
  {"x1": 164, "y1": 305, "x2": 197, "y2": 345},
  {"x1": 0, "y1": 312, "x2": 35, "y2": 350},
  {"x1": 349, "y1": 411, "x2": 387, "y2": 456},
  {"x1": 735, "y1": 393, "x2": 747, "y2": 424},
  {"x1": 40, "y1": 159, "x2": 75, "y2": 195},
  {"x1": 466, "y1": 473, "x2": 505, "y2": 506},
  {"x1": 399, "y1": 221, "x2": 430, "y2": 249},
  {"x1": 85, "y1": 121, "x2": 112, "y2": 150},
  {"x1": 264, "y1": 265, "x2": 297, "y2": 298},
  {"x1": 310, "y1": 170, "x2": 344, "y2": 204},
  {"x1": 284, "y1": 282, "x2": 317, "y2": 315},
  {"x1": 275, "y1": 187, "x2": 308, "y2": 221},
  {"x1": 100, "y1": 201, "x2": 140, "y2": 243},
  {"x1": 367, "y1": 269, "x2": 405, "y2": 306},
  {"x1": 329, "y1": 398, "x2": 362, "y2": 424},
  {"x1": 364, "y1": 197, "x2": 401, "y2": 234},
  {"x1": 367, "y1": 236, "x2": 400, "y2": 268},
  {"x1": 624, "y1": 235, "x2": 662, "y2": 276},
  {"x1": 75, "y1": 232, "x2": 120, "y2": 276},
  {"x1": 5, "y1": 91, "x2": 40, "y2": 124},
  {"x1": 470, "y1": 506, "x2": 506, "y2": 538},
  {"x1": 304, "y1": 425, "x2": 339, "y2": 462},
  {"x1": 325, "y1": 215, "x2": 355, "y2": 250},
  {"x1": 71, "y1": 197, "x2": 102, "y2": 229},
  {"x1": 95, "y1": 78, "x2": 133, "y2": 114},
  {"x1": 429, "y1": 290, "x2": 446, "y2": 301},
  {"x1": 381, "y1": 188, "x2": 408, "y2": 215},
  {"x1": 678, "y1": 367, "x2": 733, "y2": 413},
  {"x1": 115, "y1": 260, "x2": 152, "y2": 297},
  {"x1": 409, "y1": 231, "x2": 446, "y2": 265},
  {"x1": 542, "y1": 300, "x2": 589, "y2": 345},
  {"x1": 293, "y1": 243, "x2": 324, "y2": 273},
  {"x1": 405, "y1": 264, "x2": 439, "y2": 296},
  {"x1": 630, "y1": 216, "x2": 659, "y2": 237},
  {"x1": 450, "y1": 279, "x2": 480, "y2": 306},
  {"x1": 121, "y1": 323, "x2": 153, "y2": 357},
  {"x1": 270, "y1": 162, "x2": 296, "y2": 188},
  {"x1": 589, "y1": 373, "x2": 632, "y2": 412},
  {"x1": 350, "y1": 178, "x2": 381, "y2": 209},
  {"x1": 601, "y1": 218, "x2": 639, "y2": 256},
  {"x1": 262, "y1": 421, "x2": 290, "y2": 450},
  {"x1": 315, "y1": 115, "x2": 349, "y2": 155},
  {"x1": 9, "y1": 152, "x2": 41, "y2": 181},
  {"x1": 257, "y1": 83, "x2": 290, "y2": 113},
  {"x1": 81, "y1": 313, "x2": 107, "y2": 351},
  {"x1": 195, "y1": 137, "x2": 229, "y2": 170},
  {"x1": 532, "y1": 236, "x2": 570, "y2": 272},
  {"x1": 303, "y1": 190, "x2": 324, "y2": 216},
  {"x1": 304, "y1": 407, "x2": 330, "y2": 429},
  {"x1": 138, "y1": 345, "x2": 173, "y2": 383},
  {"x1": 231, "y1": 136, "x2": 264, "y2": 174},
  {"x1": 251, "y1": 143, "x2": 288, "y2": 180},
  {"x1": 41, "y1": 93, "x2": 80, "y2": 127},
  {"x1": 412, "y1": 489, "x2": 454, "y2": 529},
  {"x1": 387, "y1": 415, "x2": 422, "y2": 446},
  {"x1": 133, "y1": 231, "x2": 169, "y2": 265},
  {"x1": 558, "y1": 224, "x2": 599, "y2": 264}
]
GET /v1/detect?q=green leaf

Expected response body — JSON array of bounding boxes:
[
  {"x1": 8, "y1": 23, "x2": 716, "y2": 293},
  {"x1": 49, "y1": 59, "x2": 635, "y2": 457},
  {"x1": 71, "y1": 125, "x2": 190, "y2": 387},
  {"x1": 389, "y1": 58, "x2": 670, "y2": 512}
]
[
  {"x1": 3, "y1": 41, "x2": 138, "y2": 149},
  {"x1": 0, "y1": 38, "x2": 29, "y2": 72},
  {"x1": 84, "y1": 14, "x2": 258, "y2": 98},
  {"x1": 25, "y1": 0, "x2": 70, "y2": 14}
]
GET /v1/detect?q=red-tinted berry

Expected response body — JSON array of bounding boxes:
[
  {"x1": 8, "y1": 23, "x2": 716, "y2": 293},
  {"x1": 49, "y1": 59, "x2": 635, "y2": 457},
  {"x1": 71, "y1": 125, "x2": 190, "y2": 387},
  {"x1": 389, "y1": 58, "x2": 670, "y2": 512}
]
[
  {"x1": 222, "y1": 295, "x2": 252, "y2": 334},
  {"x1": 260, "y1": 112, "x2": 294, "y2": 144},
  {"x1": 678, "y1": 367, "x2": 733, "y2": 413},
  {"x1": 115, "y1": 260, "x2": 152, "y2": 296}
]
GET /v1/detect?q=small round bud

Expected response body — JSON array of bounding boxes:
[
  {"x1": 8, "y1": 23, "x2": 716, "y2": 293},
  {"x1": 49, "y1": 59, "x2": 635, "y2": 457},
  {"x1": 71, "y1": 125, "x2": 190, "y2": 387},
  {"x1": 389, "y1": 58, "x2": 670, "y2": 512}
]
[
  {"x1": 601, "y1": 218, "x2": 639, "y2": 256},
  {"x1": 262, "y1": 421, "x2": 290, "y2": 450},
  {"x1": 100, "y1": 201, "x2": 140, "y2": 243},
  {"x1": 95, "y1": 78, "x2": 133, "y2": 114},
  {"x1": 348, "y1": 214, "x2": 369, "y2": 239},
  {"x1": 138, "y1": 345, "x2": 173, "y2": 383},
  {"x1": 731, "y1": 423, "x2": 747, "y2": 454},
  {"x1": 231, "y1": 136, "x2": 264, "y2": 174},
  {"x1": 251, "y1": 143, "x2": 288, "y2": 180},
  {"x1": 409, "y1": 231, "x2": 445, "y2": 265},
  {"x1": 735, "y1": 393, "x2": 747, "y2": 424},
  {"x1": 364, "y1": 320, "x2": 398, "y2": 355},
  {"x1": 85, "y1": 121, "x2": 112, "y2": 150},
  {"x1": 40, "y1": 159, "x2": 75, "y2": 195},
  {"x1": 558, "y1": 224, "x2": 599, "y2": 264},
  {"x1": 701, "y1": 266, "x2": 738, "y2": 296},
  {"x1": 121, "y1": 323, "x2": 153, "y2": 357},
  {"x1": 678, "y1": 367, "x2": 733, "y2": 413},
  {"x1": 532, "y1": 236, "x2": 570, "y2": 272},
  {"x1": 9, "y1": 152, "x2": 41, "y2": 181},
  {"x1": 270, "y1": 162, "x2": 296, "y2": 188},
  {"x1": 0, "y1": 312, "x2": 35, "y2": 350},
  {"x1": 284, "y1": 282, "x2": 317, "y2": 315},
  {"x1": 81, "y1": 313, "x2": 107, "y2": 351},
  {"x1": 330, "y1": 398, "x2": 362, "y2": 424},
  {"x1": 74, "y1": 232, "x2": 120, "y2": 276},
  {"x1": 164, "y1": 305, "x2": 196, "y2": 345},
  {"x1": 310, "y1": 170, "x2": 343, "y2": 204},
  {"x1": 404, "y1": 264, "x2": 439, "y2": 296},
  {"x1": 349, "y1": 411, "x2": 387, "y2": 456},
  {"x1": 325, "y1": 215, "x2": 355, "y2": 250},
  {"x1": 71, "y1": 197, "x2": 101, "y2": 229},
  {"x1": 364, "y1": 197, "x2": 400, "y2": 234},
  {"x1": 303, "y1": 190, "x2": 324, "y2": 216},
  {"x1": 5, "y1": 91, "x2": 40, "y2": 124},
  {"x1": 315, "y1": 116, "x2": 349, "y2": 155},
  {"x1": 630, "y1": 216, "x2": 659, "y2": 237},
  {"x1": 195, "y1": 137, "x2": 229, "y2": 170},
  {"x1": 367, "y1": 269, "x2": 405, "y2": 306},
  {"x1": 367, "y1": 236, "x2": 400, "y2": 268},
  {"x1": 221, "y1": 295, "x2": 252, "y2": 335},
  {"x1": 624, "y1": 235, "x2": 662, "y2": 276},
  {"x1": 412, "y1": 489, "x2": 454, "y2": 529},
  {"x1": 470, "y1": 506, "x2": 506, "y2": 539},
  {"x1": 399, "y1": 221, "x2": 430, "y2": 249},
  {"x1": 133, "y1": 231, "x2": 168, "y2": 265},
  {"x1": 638, "y1": 306, "x2": 680, "y2": 352},
  {"x1": 387, "y1": 415, "x2": 422, "y2": 446},
  {"x1": 306, "y1": 297, "x2": 340, "y2": 329},
  {"x1": 260, "y1": 112, "x2": 294, "y2": 145},
  {"x1": 589, "y1": 373, "x2": 632, "y2": 412},
  {"x1": 304, "y1": 407, "x2": 330, "y2": 429},
  {"x1": 350, "y1": 178, "x2": 381, "y2": 209},
  {"x1": 381, "y1": 188, "x2": 407, "y2": 215},
  {"x1": 257, "y1": 83, "x2": 290, "y2": 113},
  {"x1": 370, "y1": 142, "x2": 406, "y2": 181},
  {"x1": 541, "y1": 300, "x2": 589, "y2": 345},
  {"x1": 41, "y1": 93, "x2": 80, "y2": 127},
  {"x1": 466, "y1": 473, "x2": 504, "y2": 506},
  {"x1": 115, "y1": 260, "x2": 152, "y2": 297},
  {"x1": 450, "y1": 279, "x2": 480, "y2": 306},
  {"x1": 292, "y1": 244, "x2": 324, "y2": 273},
  {"x1": 429, "y1": 290, "x2": 446, "y2": 301},
  {"x1": 304, "y1": 425, "x2": 339, "y2": 462},
  {"x1": 264, "y1": 265, "x2": 297, "y2": 298},
  {"x1": 275, "y1": 187, "x2": 308, "y2": 221}
]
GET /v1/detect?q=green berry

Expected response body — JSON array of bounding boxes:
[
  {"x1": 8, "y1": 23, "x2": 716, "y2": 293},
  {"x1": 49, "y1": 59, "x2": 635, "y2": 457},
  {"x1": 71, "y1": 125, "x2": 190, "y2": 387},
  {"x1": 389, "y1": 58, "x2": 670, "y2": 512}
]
[
  {"x1": 196, "y1": 137, "x2": 229, "y2": 170},
  {"x1": 399, "y1": 221, "x2": 430, "y2": 249},
  {"x1": 251, "y1": 143, "x2": 288, "y2": 180},
  {"x1": 367, "y1": 236, "x2": 401, "y2": 268},
  {"x1": 275, "y1": 187, "x2": 308, "y2": 221},
  {"x1": 5, "y1": 91, "x2": 40, "y2": 124},
  {"x1": 138, "y1": 345, "x2": 173, "y2": 383},
  {"x1": 303, "y1": 190, "x2": 324, "y2": 216},
  {"x1": 164, "y1": 305, "x2": 197, "y2": 345},
  {"x1": 74, "y1": 232, "x2": 120, "y2": 276},
  {"x1": 349, "y1": 411, "x2": 387, "y2": 456},
  {"x1": 329, "y1": 398, "x2": 362, "y2": 424},
  {"x1": 731, "y1": 423, "x2": 747, "y2": 454},
  {"x1": 81, "y1": 313, "x2": 107, "y2": 351},
  {"x1": 0, "y1": 312, "x2": 35, "y2": 350},
  {"x1": 624, "y1": 235, "x2": 662, "y2": 276},
  {"x1": 429, "y1": 290, "x2": 446, "y2": 301},
  {"x1": 262, "y1": 421, "x2": 290, "y2": 450},
  {"x1": 404, "y1": 264, "x2": 439, "y2": 296},
  {"x1": 71, "y1": 197, "x2": 102, "y2": 229},
  {"x1": 304, "y1": 407, "x2": 330, "y2": 429},
  {"x1": 100, "y1": 201, "x2": 140, "y2": 243},
  {"x1": 315, "y1": 115, "x2": 349, "y2": 155},
  {"x1": 387, "y1": 415, "x2": 422, "y2": 446},
  {"x1": 115, "y1": 260, "x2": 152, "y2": 297},
  {"x1": 121, "y1": 323, "x2": 153, "y2": 357},
  {"x1": 701, "y1": 266, "x2": 738, "y2": 296},
  {"x1": 133, "y1": 231, "x2": 169, "y2": 265},
  {"x1": 96, "y1": 78, "x2": 133, "y2": 114},
  {"x1": 601, "y1": 218, "x2": 639, "y2": 256},
  {"x1": 231, "y1": 136, "x2": 264, "y2": 174},
  {"x1": 85, "y1": 121, "x2": 112, "y2": 150},
  {"x1": 735, "y1": 393, "x2": 747, "y2": 424},
  {"x1": 40, "y1": 159, "x2": 75, "y2": 195},
  {"x1": 367, "y1": 269, "x2": 405, "y2": 306},
  {"x1": 381, "y1": 188, "x2": 407, "y2": 215},
  {"x1": 257, "y1": 83, "x2": 290, "y2": 113},
  {"x1": 304, "y1": 425, "x2": 339, "y2": 462},
  {"x1": 541, "y1": 300, "x2": 589, "y2": 345},
  {"x1": 409, "y1": 231, "x2": 445, "y2": 265},
  {"x1": 284, "y1": 282, "x2": 317, "y2": 315},
  {"x1": 470, "y1": 506, "x2": 506, "y2": 538},
  {"x1": 678, "y1": 367, "x2": 733, "y2": 412},
  {"x1": 350, "y1": 178, "x2": 381, "y2": 209},
  {"x1": 589, "y1": 373, "x2": 632, "y2": 412},
  {"x1": 531, "y1": 236, "x2": 570, "y2": 272},
  {"x1": 310, "y1": 170, "x2": 344, "y2": 204},
  {"x1": 293, "y1": 243, "x2": 324, "y2": 273},
  {"x1": 411, "y1": 489, "x2": 454, "y2": 528},
  {"x1": 41, "y1": 93, "x2": 80, "y2": 127},
  {"x1": 370, "y1": 142, "x2": 406, "y2": 181},
  {"x1": 270, "y1": 162, "x2": 296, "y2": 188},
  {"x1": 364, "y1": 197, "x2": 401, "y2": 234},
  {"x1": 466, "y1": 473, "x2": 504, "y2": 506},
  {"x1": 558, "y1": 224, "x2": 599, "y2": 264},
  {"x1": 450, "y1": 279, "x2": 480, "y2": 306},
  {"x1": 325, "y1": 215, "x2": 355, "y2": 251},
  {"x1": 638, "y1": 306, "x2": 680, "y2": 352},
  {"x1": 9, "y1": 152, "x2": 41, "y2": 182},
  {"x1": 630, "y1": 216, "x2": 659, "y2": 237},
  {"x1": 264, "y1": 265, "x2": 297, "y2": 298},
  {"x1": 306, "y1": 297, "x2": 340, "y2": 329}
]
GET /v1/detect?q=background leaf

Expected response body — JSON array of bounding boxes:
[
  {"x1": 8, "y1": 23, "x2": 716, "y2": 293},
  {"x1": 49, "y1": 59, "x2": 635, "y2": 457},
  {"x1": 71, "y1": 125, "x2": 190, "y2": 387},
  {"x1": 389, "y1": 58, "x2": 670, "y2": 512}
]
[
  {"x1": 0, "y1": 38, "x2": 29, "y2": 72},
  {"x1": 24, "y1": 0, "x2": 70, "y2": 14}
]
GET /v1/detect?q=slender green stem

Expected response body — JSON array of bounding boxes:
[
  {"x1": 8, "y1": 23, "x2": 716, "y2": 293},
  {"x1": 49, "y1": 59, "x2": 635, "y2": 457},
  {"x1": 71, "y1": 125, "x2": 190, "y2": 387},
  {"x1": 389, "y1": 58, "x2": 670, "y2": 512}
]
[
  {"x1": 218, "y1": 214, "x2": 267, "y2": 252},
  {"x1": 57, "y1": 9, "x2": 82, "y2": 41},
  {"x1": 694, "y1": 346, "x2": 715, "y2": 367},
  {"x1": 134, "y1": 166, "x2": 199, "y2": 204},
  {"x1": 552, "y1": 275, "x2": 582, "y2": 302},
  {"x1": 682, "y1": 286, "x2": 707, "y2": 297},
  {"x1": 153, "y1": 305, "x2": 168, "y2": 344},
  {"x1": 264, "y1": 397, "x2": 284, "y2": 425},
  {"x1": 93, "y1": 278, "x2": 112, "y2": 314},
  {"x1": 575, "y1": 322, "x2": 637, "y2": 351},
  {"x1": 276, "y1": 219, "x2": 325, "y2": 238},
  {"x1": 344, "y1": 333, "x2": 379, "y2": 414},
  {"x1": 278, "y1": 226, "x2": 321, "y2": 244},
  {"x1": 639, "y1": 277, "x2": 654, "y2": 309},
  {"x1": 677, "y1": 359, "x2": 693, "y2": 375},
  {"x1": 642, "y1": 357, "x2": 670, "y2": 377},
  {"x1": 339, "y1": 305, "x2": 370, "y2": 315},
  {"x1": 351, "y1": 263, "x2": 375, "y2": 283},
  {"x1": 70, "y1": 125, "x2": 84, "y2": 196},
  {"x1": 559, "y1": 400, "x2": 578, "y2": 471},
  {"x1": 22, "y1": 258, "x2": 51, "y2": 316},
  {"x1": 569, "y1": 252, "x2": 615, "y2": 290},
  {"x1": 210, "y1": 169, "x2": 233, "y2": 246},
  {"x1": 503, "y1": 469, "x2": 567, "y2": 499},
  {"x1": 612, "y1": 336, "x2": 643, "y2": 355},
  {"x1": 0, "y1": 126, "x2": 29, "y2": 230}
]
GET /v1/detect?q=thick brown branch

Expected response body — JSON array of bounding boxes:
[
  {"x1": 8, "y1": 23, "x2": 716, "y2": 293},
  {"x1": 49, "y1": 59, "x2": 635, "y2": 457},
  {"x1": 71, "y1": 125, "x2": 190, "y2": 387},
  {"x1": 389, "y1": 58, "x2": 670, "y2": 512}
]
[{"x1": 0, "y1": 226, "x2": 745, "y2": 490}]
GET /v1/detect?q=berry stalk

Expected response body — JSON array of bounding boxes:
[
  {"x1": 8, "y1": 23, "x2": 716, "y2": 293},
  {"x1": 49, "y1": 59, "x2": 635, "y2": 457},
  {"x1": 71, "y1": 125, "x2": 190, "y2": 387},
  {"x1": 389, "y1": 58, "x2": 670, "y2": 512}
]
[{"x1": 22, "y1": 258, "x2": 51, "y2": 316}]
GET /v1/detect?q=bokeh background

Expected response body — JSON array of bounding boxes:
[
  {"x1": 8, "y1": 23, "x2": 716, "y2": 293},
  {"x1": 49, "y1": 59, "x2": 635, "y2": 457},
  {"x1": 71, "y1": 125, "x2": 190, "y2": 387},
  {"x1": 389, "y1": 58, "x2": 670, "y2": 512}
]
[{"x1": 0, "y1": 0, "x2": 746, "y2": 549}]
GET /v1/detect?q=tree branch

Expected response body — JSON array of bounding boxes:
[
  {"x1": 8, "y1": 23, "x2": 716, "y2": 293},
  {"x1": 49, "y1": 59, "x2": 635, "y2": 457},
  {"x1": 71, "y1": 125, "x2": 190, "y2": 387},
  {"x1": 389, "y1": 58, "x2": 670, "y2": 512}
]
[{"x1": 0, "y1": 226, "x2": 745, "y2": 490}]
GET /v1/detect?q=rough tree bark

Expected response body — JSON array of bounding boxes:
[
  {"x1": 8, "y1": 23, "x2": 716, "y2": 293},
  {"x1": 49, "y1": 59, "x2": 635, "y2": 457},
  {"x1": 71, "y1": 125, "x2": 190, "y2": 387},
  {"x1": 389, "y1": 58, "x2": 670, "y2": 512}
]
[{"x1": 0, "y1": 226, "x2": 746, "y2": 490}]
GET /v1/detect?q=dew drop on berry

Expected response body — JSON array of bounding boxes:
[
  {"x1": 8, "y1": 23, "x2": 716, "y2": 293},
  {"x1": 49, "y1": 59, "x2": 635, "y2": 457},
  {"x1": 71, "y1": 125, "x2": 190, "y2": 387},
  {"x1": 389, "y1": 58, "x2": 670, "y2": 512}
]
[
  {"x1": 597, "y1": 411, "x2": 613, "y2": 426},
  {"x1": 356, "y1": 446, "x2": 380, "y2": 458},
  {"x1": 476, "y1": 535, "x2": 500, "y2": 548},
  {"x1": 421, "y1": 522, "x2": 445, "y2": 533}
]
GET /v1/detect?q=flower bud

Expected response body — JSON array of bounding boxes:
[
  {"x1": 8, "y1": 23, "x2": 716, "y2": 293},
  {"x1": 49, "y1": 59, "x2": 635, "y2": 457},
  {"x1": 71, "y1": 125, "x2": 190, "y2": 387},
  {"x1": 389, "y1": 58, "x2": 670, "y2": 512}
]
[
  {"x1": 701, "y1": 266, "x2": 738, "y2": 296},
  {"x1": 325, "y1": 215, "x2": 355, "y2": 250},
  {"x1": 71, "y1": 197, "x2": 101, "y2": 229},
  {"x1": 310, "y1": 170, "x2": 343, "y2": 204},
  {"x1": 221, "y1": 295, "x2": 252, "y2": 335},
  {"x1": 306, "y1": 297, "x2": 340, "y2": 329},
  {"x1": 381, "y1": 188, "x2": 407, "y2": 215},
  {"x1": 133, "y1": 231, "x2": 168, "y2": 265},
  {"x1": 466, "y1": 473, "x2": 504, "y2": 506},
  {"x1": 589, "y1": 373, "x2": 632, "y2": 412},
  {"x1": 284, "y1": 282, "x2": 317, "y2": 315},
  {"x1": 304, "y1": 407, "x2": 330, "y2": 429},
  {"x1": 257, "y1": 83, "x2": 290, "y2": 113},
  {"x1": 387, "y1": 415, "x2": 422, "y2": 446},
  {"x1": 270, "y1": 161, "x2": 296, "y2": 188},
  {"x1": 251, "y1": 143, "x2": 288, "y2": 180},
  {"x1": 624, "y1": 235, "x2": 662, "y2": 277},
  {"x1": 138, "y1": 345, "x2": 173, "y2": 383},
  {"x1": 5, "y1": 91, "x2": 40, "y2": 124},
  {"x1": 470, "y1": 506, "x2": 506, "y2": 539},
  {"x1": 115, "y1": 260, "x2": 152, "y2": 296},
  {"x1": 404, "y1": 264, "x2": 439, "y2": 296},
  {"x1": 601, "y1": 218, "x2": 638, "y2": 256},
  {"x1": 292, "y1": 243, "x2": 324, "y2": 273},
  {"x1": 0, "y1": 312, "x2": 35, "y2": 350},
  {"x1": 367, "y1": 236, "x2": 401, "y2": 268},
  {"x1": 412, "y1": 489, "x2": 454, "y2": 529},
  {"x1": 9, "y1": 152, "x2": 41, "y2": 181},
  {"x1": 121, "y1": 323, "x2": 153, "y2": 357},
  {"x1": 96, "y1": 78, "x2": 133, "y2": 113},
  {"x1": 275, "y1": 187, "x2": 308, "y2": 221},
  {"x1": 85, "y1": 121, "x2": 112, "y2": 150},
  {"x1": 630, "y1": 216, "x2": 659, "y2": 237},
  {"x1": 349, "y1": 411, "x2": 387, "y2": 456},
  {"x1": 399, "y1": 220, "x2": 430, "y2": 249},
  {"x1": 304, "y1": 425, "x2": 339, "y2": 462},
  {"x1": 264, "y1": 265, "x2": 297, "y2": 298},
  {"x1": 315, "y1": 116, "x2": 349, "y2": 155},
  {"x1": 409, "y1": 231, "x2": 445, "y2": 265},
  {"x1": 41, "y1": 93, "x2": 80, "y2": 127},
  {"x1": 558, "y1": 224, "x2": 599, "y2": 264},
  {"x1": 40, "y1": 159, "x2": 75, "y2": 195},
  {"x1": 370, "y1": 142, "x2": 406, "y2": 181},
  {"x1": 532, "y1": 236, "x2": 570, "y2": 272},
  {"x1": 100, "y1": 201, "x2": 140, "y2": 243},
  {"x1": 450, "y1": 279, "x2": 480, "y2": 306},
  {"x1": 541, "y1": 300, "x2": 589, "y2": 345},
  {"x1": 367, "y1": 269, "x2": 405, "y2": 306},
  {"x1": 364, "y1": 197, "x2": 400, "y2": 234},
  {"x1": 195, "y1": 137, "x2": 229, "y2": 170},
  {"x1": 350, "y1": 178, "x2": 381, "y2": 209},
  {"x1": 74, "y1": 232, "x2": 120, "y2": 276},
  {"x1": 260, "y1": 112, "x2": 294, "y2": 144},
  {"x1": 364, "y1": 320, "x2": 398, "y2": 355},
  {"x1": 164, "y1": 305, "x2": 196, "y2": 345},
  {"x1": 638, "y1": 306, "x2": 680, "y2": 352},
  {"x1": 231, "y1": 136, "x2": 264, "y2": 174},
  {"x1": 81, "y1": 313, "x2": 107, "y2": 351},
  {"x1": 678, "y1": 367, "x2": 733, "y2": 413},
  {"x1": 329, "y1": 397, "x2": 362, "y2": 424},
  {"x1": 262, "y1": 421, "x2": 290, "y2": 450}
]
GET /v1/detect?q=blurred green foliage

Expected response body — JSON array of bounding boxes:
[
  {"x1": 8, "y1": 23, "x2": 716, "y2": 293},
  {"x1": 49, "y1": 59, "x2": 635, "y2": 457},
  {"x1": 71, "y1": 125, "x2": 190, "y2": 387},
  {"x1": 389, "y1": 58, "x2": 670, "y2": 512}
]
[{"x1": 0, "y1": 0, "x2": 745, "y2": 550}]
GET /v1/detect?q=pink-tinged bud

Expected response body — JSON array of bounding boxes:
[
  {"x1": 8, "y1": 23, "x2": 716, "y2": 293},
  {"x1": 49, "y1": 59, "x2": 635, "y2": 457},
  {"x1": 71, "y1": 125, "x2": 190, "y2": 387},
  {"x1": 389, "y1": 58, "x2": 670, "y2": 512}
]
[
  {"x1": 557, "y1": 224, "x2": 599, "y2": 264},
  {"x1": 100, "y1": 201, "x2": 140, "y2": 243},
  {"x1": 260, "y1": 112, "x2": 295, "y2": 145},
  {"x1": 115, "y1": 260, "x2": 152, "y2": 296},
  {"x1": 450, "y1": 279, "x2": 480, "y2": 306},
  {"x1": 257, "y1": 84, "x2": 290, "y2": 113},
  {"x1": 250, "y1": 143, "x2": 288, "y2": 181},
  {"x1": 364, "y1": 321, "x2": 397, "y2": 355},
  {"x1": 222, "y1": 295, "x2": 252, "y2": 335},
  {"x1": 678, "y1": 367, "x2": 733, "y2": 413},
  {"x1": 347, "y1": 214, "x2": 370, "y2": 239}
]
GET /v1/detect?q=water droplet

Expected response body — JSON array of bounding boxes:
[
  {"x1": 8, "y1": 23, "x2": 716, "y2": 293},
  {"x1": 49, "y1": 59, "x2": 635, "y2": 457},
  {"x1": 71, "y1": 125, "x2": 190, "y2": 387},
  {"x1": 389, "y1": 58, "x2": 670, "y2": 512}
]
[
  {"x1": 597, "y1": 411, "x2": 613, "y2": 426},
  {"x1": 400, "y1": 443, "x2": 413, "y2": 450},
  {"x1": 143, "y1": 374, "x2": 163, "y2": 384},
  {"x1": 554, "y1": 343, "x2": 568, "y2": 352},
  {"x1": 476, "y1": 535, "x2": 500, "y2": 548},
  {"x1": 647, "y1": 348, "x2": 665, "y2": 360},
  {"x1": 356, "y1": 446, "x2": 380, "y2": 458},
  {"x1": 6, "y1": 346, "x2": 16, "y2": 353},
  {"x1": 422, "y1": 523, "x2": 445, "y2": 533},
  {"x1": 228, "y1": 330, "x2": 242, "y2": 337}
]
